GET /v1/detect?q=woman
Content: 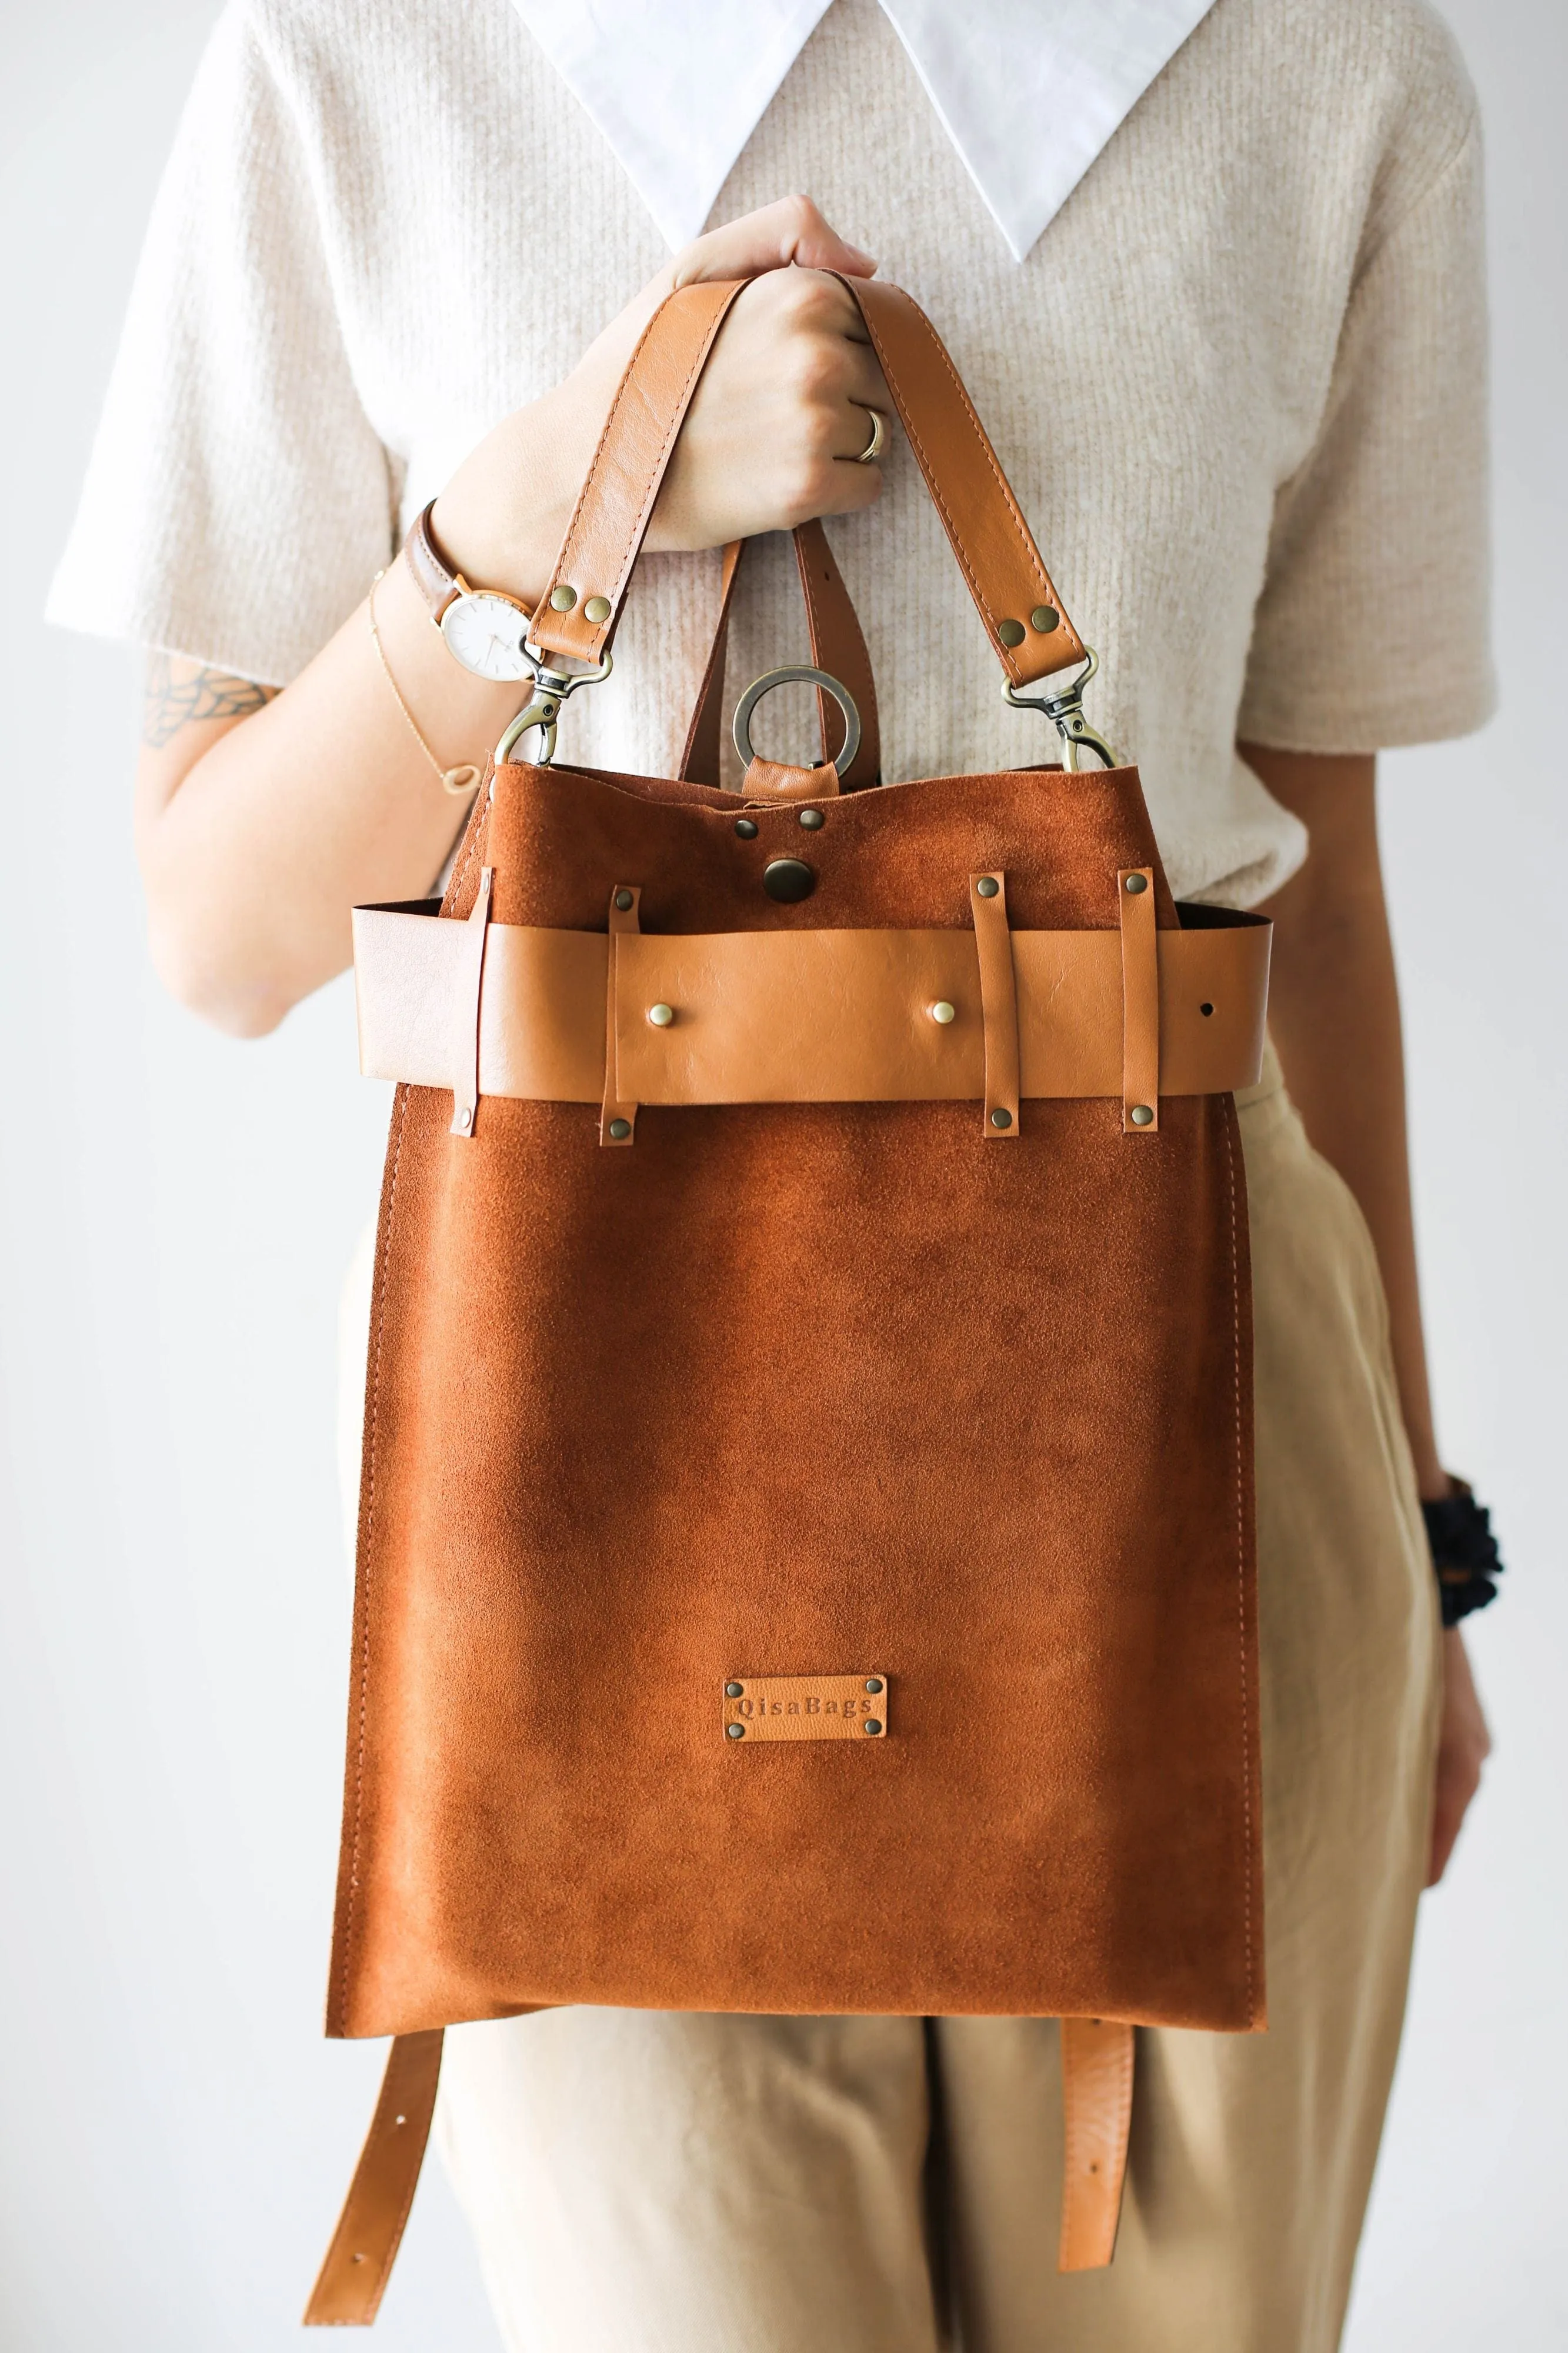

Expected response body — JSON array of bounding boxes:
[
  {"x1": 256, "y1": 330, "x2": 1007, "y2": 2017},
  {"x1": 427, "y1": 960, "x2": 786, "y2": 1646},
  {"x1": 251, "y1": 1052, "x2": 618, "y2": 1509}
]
[{"x1": 51, "y1": 0, "x2": 1496, "y2": 2345}]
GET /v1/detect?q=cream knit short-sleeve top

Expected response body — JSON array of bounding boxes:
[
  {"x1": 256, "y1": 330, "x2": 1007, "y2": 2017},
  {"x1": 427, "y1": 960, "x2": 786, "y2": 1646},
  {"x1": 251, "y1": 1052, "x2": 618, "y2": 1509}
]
[{"x1": 49, "y1": 0, "x2": 1493, "y2": 907}]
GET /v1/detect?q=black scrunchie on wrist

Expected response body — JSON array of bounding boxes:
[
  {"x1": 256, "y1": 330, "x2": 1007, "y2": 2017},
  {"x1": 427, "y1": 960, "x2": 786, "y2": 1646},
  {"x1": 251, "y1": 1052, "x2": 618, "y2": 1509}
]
[{"x1": 1423, "y1": 1479, "x2": 1504, "y2": 1627}]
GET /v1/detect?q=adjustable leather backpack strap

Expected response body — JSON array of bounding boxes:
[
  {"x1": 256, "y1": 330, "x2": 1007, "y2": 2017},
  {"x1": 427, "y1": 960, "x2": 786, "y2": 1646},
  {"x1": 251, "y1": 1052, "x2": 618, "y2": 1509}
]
[
  {"x1": 1058, "y1": 2018, "x2": 1135, "y2": 2272},
  {"x1": 304, "y1": 2030, "x2": 444, "y2": 2326},
  {"x1": 679, "y1": 521, "x2": 882, "y2": 789},
  {"x1": 832, "y1": 276, "x2": 1088, "y2": 691}
]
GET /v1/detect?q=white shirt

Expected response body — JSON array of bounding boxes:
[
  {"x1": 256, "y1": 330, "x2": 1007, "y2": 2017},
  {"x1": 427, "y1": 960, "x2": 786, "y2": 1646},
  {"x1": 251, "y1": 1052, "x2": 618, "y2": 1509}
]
[{"x1": 509, "y1": 0, "x2": 1218, "y2": 258}]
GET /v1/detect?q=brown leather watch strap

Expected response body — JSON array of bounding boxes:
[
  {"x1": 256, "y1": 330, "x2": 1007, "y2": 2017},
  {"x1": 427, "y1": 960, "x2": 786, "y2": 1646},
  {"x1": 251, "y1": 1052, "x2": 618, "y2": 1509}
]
[
  {"x1": 679, "y1": 519, "x2": 882, "y2": 791},
  {"x1": 530, "y1": 278, "x2": 750, "y2": 667},
  {"x1": 834, "y1": 276, "x2": 1086, "y2": 688},
  {"x1": 403, "y1": 502, "x2": 462, "y2": 621},
  {"x1": 303, "y1": 2029, "x2": 444, "y2": 2326},
  {"x1": 1058, "y1": 2019, "x2": 1135, "y2": 2271}
]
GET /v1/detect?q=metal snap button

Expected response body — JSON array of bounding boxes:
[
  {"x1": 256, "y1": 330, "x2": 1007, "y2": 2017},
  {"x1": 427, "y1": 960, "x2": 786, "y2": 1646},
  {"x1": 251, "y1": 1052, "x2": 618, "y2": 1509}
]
[
  {"x1": 798, "y1": 808, "x2": 825, "y2": 830},
  {"x1": 1129, "y1": 1104, "x2": 1155, "y2": 1126},
  {"x1": 975, "y1": 876, "x2": 1000, "y2": 899},
  {"x1": 608, "y1": 1118, "x2": 632, "y2": 1141},
  {"x1": 1123, "y1": 873, "x2": 1148, "y2": 894},
  {"x1": 735, "y1": 818, "x2": 759, "y2": 839},
  {"x1": 763, "y1": 858, "x2": 815, "y2": 904},
  {"x1": 990, "y1": 1108, "x2": 1013, "y2": 1129}
]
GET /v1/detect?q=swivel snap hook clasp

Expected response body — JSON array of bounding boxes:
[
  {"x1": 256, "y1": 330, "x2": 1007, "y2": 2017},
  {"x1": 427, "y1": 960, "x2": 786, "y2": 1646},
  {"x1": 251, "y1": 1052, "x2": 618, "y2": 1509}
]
[{"x1": 1002, "y1": 646, "x2": 1119, "y2": 772}]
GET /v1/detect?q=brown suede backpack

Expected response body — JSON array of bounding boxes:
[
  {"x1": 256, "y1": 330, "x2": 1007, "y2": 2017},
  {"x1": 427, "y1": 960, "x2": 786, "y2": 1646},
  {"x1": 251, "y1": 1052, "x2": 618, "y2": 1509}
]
[{"x1": 305, "y1": 276, "x2": 1271, "y2": 2324}]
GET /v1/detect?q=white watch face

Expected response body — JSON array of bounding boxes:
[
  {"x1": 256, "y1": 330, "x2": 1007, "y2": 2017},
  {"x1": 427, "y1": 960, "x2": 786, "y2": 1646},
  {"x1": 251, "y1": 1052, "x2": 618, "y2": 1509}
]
[{"x1": 440, "y1": 590, "x2": 532, "y2": 681}]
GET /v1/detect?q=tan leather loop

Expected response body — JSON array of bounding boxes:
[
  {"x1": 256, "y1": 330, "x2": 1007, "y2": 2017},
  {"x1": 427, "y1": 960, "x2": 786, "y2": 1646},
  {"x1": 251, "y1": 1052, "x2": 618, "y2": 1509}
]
[
  {"x1": 601, "y1": 886, "x2": 642, "y2": 1146},
  {"x1": 1059, "y1": 2018, "x2": 1135, "y2": 2272},
  {"x1": 742, "y1": 757, "x2": 840, "y2": 801},
  {"x1": 971, "y1": 874, "x2": 1021, "y2": 1139},
  {"x1": 1117, "y1": 868, "x2": 1160, "y2": 1134},
  {"x1": 303, "y1": 2030, "x2": 444, "y2": 2325},
  {"x1": 449, "y1": 867, "x2": 492, "y2": 1139}
]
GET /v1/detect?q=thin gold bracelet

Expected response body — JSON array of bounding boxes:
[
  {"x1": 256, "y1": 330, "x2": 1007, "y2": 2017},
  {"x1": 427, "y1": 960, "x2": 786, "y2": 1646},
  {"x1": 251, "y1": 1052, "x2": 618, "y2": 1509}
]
[{"x1": 369, "y1": 566, "x2": 483, "y2": 798}]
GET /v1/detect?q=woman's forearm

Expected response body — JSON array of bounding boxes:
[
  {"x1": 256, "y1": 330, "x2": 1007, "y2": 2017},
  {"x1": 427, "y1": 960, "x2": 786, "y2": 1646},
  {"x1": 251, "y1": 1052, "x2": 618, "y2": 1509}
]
[
  {"x1": 1247, "y1": 744, "x2": 1445, "y2": 1498},
  {"x1": 135, "y1": 552, "x2": 525, "y2": 1036}
]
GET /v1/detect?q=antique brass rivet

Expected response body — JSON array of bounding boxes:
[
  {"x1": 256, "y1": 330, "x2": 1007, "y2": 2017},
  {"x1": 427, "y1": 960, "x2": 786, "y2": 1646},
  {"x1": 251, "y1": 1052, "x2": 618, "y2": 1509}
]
[
  {"x1": 725, "y1": 1681, "x2": 744, "y2": 1698},
  {"x1": 648, "y1": 1003, "x2": 674, "y2": 1028},
  {"x1": 990, "y1": 1107, "x2": 1013, "y2": 1129},
  {"x1": 863, "y1": 1719, "x2": 883, "y2": 1736},
  {"x1": 930, "y1": 1001, "x2": 956, "y2": 1025},
  {"x1": 997, "y1": 618, "x2": 1026, "y2": 648},
  {"x1": 865, "y1": 1678, "x2": 883, "y2": 1694},
  {"x1": 798, "y1": 808, "x2": 825, "y2": 830},
  {"x1": 583, "y1": 595, "x2": 612, "y2": 623},
  {"x1": 726, "y1": 1722, "x2": 746, "y2": 1738},
  {"x1": 735, "y1": 817, "x2": 759, "y2": 839},
  {"x1": 1124, "y1": 873, "x2": 1148, "y2": 894},
  {"x1": 976, "y1": 875, "x2": 1000, "y2": 899},
  {"x1": 1030, "y1": 606, "x2": 1060, "y2": 633},
  {"x1": 608, "y1": 1118, "x2": 632, "y2": 1141},
  {"x1": 614, "y1": 888, "x2": 635, "y2": 911},
  {"x1": 549, "y1": 584, "x2": 576, "y2": 611},
  {"x1": 1130, "y1": 1104, "x2": 1155, "y2": 1126},
  {"x1": 763, "y1": 857, "x2": 816, "y2": 904}
]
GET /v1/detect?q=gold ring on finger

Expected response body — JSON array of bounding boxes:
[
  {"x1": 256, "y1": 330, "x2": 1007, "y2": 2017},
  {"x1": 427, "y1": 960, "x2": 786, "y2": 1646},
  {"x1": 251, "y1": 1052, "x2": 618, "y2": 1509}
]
[{"x1": 851, "y1": 405, "x2": 888, "y2": 465}]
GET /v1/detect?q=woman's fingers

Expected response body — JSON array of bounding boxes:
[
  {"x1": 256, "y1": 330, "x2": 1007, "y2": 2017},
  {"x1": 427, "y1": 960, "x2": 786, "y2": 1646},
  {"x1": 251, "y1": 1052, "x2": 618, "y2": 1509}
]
[{"x1": 671, "y1": 194, "x2": 876, "y2": 289}]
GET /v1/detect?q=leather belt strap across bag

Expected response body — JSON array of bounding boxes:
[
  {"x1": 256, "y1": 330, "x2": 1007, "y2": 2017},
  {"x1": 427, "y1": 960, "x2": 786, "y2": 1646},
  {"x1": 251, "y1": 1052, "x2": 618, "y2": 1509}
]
[{"x1": 306, "y1": 275, "x2": 1270, "y2": 2325}]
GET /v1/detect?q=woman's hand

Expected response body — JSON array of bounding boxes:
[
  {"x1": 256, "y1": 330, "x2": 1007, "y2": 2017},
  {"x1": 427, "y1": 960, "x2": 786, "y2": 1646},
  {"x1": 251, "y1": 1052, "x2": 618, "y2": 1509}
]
[
  {"x1": 433, "y1": 195, "x2": 890, "y2": 602},
  {"x1": 1427, "y1": 1627, "x2": 1490, "y2": 1885}
]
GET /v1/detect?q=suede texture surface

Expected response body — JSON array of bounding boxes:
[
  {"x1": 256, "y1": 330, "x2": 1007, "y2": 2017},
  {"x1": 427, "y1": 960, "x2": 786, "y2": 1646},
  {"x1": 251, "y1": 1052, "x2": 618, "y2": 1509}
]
[{"x1": 327, "y1": 756, "x2": 1263, "y2": 2041}]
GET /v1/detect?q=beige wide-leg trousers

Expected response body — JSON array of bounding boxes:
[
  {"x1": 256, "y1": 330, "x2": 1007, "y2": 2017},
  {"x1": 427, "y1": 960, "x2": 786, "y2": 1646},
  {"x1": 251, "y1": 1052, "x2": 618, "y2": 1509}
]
[{"x1": 343, "y1": 1052, "x2": 1442, "y2": 2352}]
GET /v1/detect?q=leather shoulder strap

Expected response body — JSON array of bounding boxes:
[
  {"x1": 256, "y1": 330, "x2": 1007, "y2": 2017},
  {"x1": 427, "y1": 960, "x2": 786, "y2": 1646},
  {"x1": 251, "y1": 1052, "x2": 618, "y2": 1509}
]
[{"x1": 529, "y1": 275, "x2": 1086, "y2": 689}]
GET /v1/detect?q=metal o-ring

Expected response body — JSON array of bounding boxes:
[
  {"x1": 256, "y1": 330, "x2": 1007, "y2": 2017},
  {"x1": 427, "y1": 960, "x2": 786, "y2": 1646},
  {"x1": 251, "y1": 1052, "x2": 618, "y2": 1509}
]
[{"x1": 732, "y1": 666, "x2": 862, "y2": 780}]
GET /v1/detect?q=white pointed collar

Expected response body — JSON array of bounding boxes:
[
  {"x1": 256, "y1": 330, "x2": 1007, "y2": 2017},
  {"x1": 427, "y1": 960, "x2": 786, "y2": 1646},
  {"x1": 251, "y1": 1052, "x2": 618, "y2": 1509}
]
[{"x1": 507, "y1": 0, "x2": 1216, "y2": 262}]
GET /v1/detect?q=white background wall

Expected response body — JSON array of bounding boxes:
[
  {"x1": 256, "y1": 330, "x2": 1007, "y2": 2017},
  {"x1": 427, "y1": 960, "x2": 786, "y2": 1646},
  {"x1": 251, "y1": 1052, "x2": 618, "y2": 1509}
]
[{"x1": 1, "y1": 2, "x2": 1562, "y2": 2345}]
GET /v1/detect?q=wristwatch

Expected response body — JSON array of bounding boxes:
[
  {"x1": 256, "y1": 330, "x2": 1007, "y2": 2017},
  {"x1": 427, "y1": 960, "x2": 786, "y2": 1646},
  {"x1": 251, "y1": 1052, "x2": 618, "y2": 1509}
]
[{"x1": 403, "y1": 501, "x2": 535, "y2": 683}]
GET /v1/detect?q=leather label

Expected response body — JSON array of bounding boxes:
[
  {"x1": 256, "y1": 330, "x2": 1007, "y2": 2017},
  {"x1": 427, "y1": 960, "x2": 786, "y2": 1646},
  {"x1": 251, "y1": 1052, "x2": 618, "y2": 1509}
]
[{"x1": 723, "y1": 1674, "x2": 889, "y2": 1742}]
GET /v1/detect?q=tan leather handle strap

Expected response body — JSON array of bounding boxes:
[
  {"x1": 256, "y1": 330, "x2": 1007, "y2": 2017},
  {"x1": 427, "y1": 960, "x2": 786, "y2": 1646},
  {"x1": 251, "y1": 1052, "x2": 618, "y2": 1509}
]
[
  {"x1": 1059, "y1": 2018, "x2": 1135, "y2": 2271},
  {"x1": 833, "y1": 277, "x2": 1086, "y2": 688},
  {"x1": 679, "y1": 520, "x2": 882, "y2": 790},
  {"x1": 529, "y1": 279, "x2": 749, "y2": 666},
  {"x1": 529, "y1": 275, "x2": 1085, "y2": 689},
  {"x1": 304, "y1": 2030, "x2": 443, "y2": 2326}
]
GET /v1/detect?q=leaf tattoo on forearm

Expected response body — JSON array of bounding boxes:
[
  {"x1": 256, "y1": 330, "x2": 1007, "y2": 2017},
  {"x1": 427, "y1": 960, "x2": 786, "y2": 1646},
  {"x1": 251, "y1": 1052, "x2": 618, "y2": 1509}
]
[{"x1": 143, "y1": 653, "x2": 278, "y2": 748}]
